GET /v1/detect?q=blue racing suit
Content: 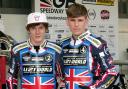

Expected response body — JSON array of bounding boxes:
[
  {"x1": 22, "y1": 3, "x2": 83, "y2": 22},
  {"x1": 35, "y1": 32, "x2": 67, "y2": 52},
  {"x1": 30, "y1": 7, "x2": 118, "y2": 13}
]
[
  {"x1": 6, "y1": 39, "x2": 65, "y2": 89},
  {"x1": 59, "y1": 30, "x2": 118, "y2": 89}
]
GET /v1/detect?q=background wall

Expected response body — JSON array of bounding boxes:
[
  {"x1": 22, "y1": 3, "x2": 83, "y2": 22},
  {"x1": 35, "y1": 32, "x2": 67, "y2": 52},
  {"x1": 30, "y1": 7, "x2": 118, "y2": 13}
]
[
  {"x1": 1, "y1": 14, "x2": 28, "y2": 42},
  {"x1": 118, "y1": 19, "x2": 128, "y2": 78},
  {"x1": 118, "y1": 19, "x2": 128, "y2": 60}
]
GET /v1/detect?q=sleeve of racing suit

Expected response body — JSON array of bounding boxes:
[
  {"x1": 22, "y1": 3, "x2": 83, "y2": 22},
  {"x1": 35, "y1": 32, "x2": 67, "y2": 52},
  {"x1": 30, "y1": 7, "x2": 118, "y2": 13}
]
[
  {"x1": 90, "y1": 39, "x2": 119, "y2": 89},
  {"x1": 6, "y1": 51, "x2": 19, "y2": 89},
  {"x1": 55, "y1": 52, "x2": 66, "y2": 89}
]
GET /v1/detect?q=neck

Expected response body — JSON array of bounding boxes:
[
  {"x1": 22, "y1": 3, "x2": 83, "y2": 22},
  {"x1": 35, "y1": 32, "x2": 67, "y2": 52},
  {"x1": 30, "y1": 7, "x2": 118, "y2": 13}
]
[{"x1": 72, "y1": 35, "x2": 78, "y2": 40}]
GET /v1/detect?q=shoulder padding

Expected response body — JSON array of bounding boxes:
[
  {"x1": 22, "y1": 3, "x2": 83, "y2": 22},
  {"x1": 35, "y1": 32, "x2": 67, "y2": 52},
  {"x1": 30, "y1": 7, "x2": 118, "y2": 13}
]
[
  {"x1": 86, "y1": 34, "x2": 102, "y2": 48},
  {"x1": 59, "y1": 37, "x2": 71, "y2": 45},
  {"x1": 13, "y1": 41, "x2": 28, "y2": 54},
  {"x1": 78, "y1": 32, "x2": 102, "y2": 48},
  {"x1": 46, "y1": 42, "x2": 62, "y2": 53}
]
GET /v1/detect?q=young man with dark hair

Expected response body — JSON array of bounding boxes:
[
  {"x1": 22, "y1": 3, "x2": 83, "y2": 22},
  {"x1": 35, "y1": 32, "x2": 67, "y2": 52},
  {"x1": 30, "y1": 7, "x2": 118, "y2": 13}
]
[{"x1": 6, "y1": 12, "x2": 65, "y2": 89}]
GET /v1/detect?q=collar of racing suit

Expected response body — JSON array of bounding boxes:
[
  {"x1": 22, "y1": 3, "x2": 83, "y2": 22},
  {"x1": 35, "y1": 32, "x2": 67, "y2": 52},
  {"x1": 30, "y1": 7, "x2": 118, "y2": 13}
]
[
  {"x1": 71, "y1": 30, "x2": 101, "y2": 48},
  {"x1": 77, "y1": 30, "x2": 91, "y2": 40},
  {"x1": 27, "y1": 39, "x2": 47, "y2": 53},
  {"x1": 70, "y1": 30, "x2": 91, "y2": 46}
]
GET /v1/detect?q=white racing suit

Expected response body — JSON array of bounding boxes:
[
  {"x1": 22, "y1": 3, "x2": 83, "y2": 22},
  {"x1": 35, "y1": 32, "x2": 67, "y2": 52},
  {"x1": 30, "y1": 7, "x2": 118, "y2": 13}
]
[
  {"x1": 6, "y1": 39, "x2": 65, "y2": 89},
  {"x1": 59, "y1": 30, "x2": 119, "y2": 89}
]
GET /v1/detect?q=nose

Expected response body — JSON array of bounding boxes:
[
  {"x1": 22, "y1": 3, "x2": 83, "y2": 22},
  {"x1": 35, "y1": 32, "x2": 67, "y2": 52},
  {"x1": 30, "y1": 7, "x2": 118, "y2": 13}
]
[
  {"x1": 74, "y1": 21, "x2": 79, "y2": 27},
  {"x1": 35, "y1": 28, "x2": 40, "y2": 34}
]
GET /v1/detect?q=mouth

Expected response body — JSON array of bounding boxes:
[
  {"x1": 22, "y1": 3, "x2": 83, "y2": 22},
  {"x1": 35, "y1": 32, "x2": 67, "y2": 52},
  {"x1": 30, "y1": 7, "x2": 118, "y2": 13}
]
[
  {"x1": 35, "y1": 36, "x2": 41, "y2": 38},
  {"x1": 73, "y1": 29, "x2": 79, "y2": 32}
]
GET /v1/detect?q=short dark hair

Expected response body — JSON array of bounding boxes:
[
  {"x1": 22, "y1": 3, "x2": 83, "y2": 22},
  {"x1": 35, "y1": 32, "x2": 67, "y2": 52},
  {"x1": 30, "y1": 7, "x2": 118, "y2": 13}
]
[
  {"x1": 66, "y1": 3, "x2": 88, "y2": 18},
  {"x1": 26, "y1": 23, "x2": 48, "y2": 32}
]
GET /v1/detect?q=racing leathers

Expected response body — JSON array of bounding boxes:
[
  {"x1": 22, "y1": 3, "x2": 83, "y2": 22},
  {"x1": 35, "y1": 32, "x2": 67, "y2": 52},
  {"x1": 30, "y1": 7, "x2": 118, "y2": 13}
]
[
  {"x1": 6, "y1": 39, "x2": 65, "y2": 89},
  {"x1": 59, "y1": 30, "x2": 118, "y2": 89}
]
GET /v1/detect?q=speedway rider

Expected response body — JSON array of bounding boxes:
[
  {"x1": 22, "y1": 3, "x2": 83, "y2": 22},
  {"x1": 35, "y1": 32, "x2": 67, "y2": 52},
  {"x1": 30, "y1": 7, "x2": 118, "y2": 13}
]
[
  {"x1": 59, "y1": 3, "x2": 119, "y2": 89},
  {"x1": 6, "y1": 12, "x2": 65, "y2": 89}
]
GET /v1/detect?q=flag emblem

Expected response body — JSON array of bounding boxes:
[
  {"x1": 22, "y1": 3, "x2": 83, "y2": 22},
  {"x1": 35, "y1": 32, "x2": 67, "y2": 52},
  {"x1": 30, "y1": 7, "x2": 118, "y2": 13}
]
[
  {"x1": 22, "y1": 76, "x2": 54, "y2": 89},
  {"x1": 65, "y1": 69, "x2": 92, "y2": 89}
]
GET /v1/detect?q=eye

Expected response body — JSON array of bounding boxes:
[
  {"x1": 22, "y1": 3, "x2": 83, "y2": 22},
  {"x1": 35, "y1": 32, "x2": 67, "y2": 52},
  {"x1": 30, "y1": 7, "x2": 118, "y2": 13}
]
[
  {"x1": 78, "y1": 19, "x2": 84, "y2": 22},
  {"x1": 69, "y1": 18, "x2": 75, "y2": 21},
  {"x1": 30, "y1": 26, "x2": 35, "y2": 30},
  {"x1": 39, "y1": 26, "x2": 43, "y2": 29}
]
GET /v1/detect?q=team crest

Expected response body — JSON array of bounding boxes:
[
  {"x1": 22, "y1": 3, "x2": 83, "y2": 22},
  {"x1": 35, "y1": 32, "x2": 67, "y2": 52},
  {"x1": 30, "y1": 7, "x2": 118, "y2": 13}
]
[
  {"x1": 23, "y1": 56, "x2": 31, "y2": 62},
  {"x1": 80, "y1": 46, "x2": 87, "y2": 54},
  {"x1": 45, "y1": 54, "x2": 52, "y2": 62},
  {"x1": 22, "y1": 53, "x2": 31, "y2": 62}
]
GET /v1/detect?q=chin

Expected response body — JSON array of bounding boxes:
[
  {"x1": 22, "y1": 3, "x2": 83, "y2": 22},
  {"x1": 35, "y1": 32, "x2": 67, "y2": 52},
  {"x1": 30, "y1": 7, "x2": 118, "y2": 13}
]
[
  {"x1": 74, "y1": 33, "x2": 82, "y2": 36},
  {"x1": 35, "y1": 40, "x2": 42, "y2": 43}
]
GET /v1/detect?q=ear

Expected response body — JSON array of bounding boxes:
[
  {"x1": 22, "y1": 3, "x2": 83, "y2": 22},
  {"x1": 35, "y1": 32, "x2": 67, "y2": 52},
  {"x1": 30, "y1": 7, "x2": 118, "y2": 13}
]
[
  {"x1": 45, "y1": 29, "x2": 49, "y2": 33},
  {"x1": 27, "y1": 29, "x2": 30, "y2": 34},
  {"x1": 85, "y1": 18, "x2": 88, "y2": 29},
  {"x1": 85, "y1": 19, "x2": 88, "y2": 25},
  {"x1": 85, "y1": 16, "x2": 88, "y2": 23}
]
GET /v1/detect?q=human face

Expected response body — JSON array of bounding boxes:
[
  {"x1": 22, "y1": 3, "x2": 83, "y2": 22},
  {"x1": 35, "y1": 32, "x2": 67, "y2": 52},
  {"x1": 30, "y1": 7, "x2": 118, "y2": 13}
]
[
  {"x1": 67, "y1": 16, "x2": 88, "y2": 38},
  {"x1": 28, "y1": 24, "x2": 46, "y2": 46}
]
